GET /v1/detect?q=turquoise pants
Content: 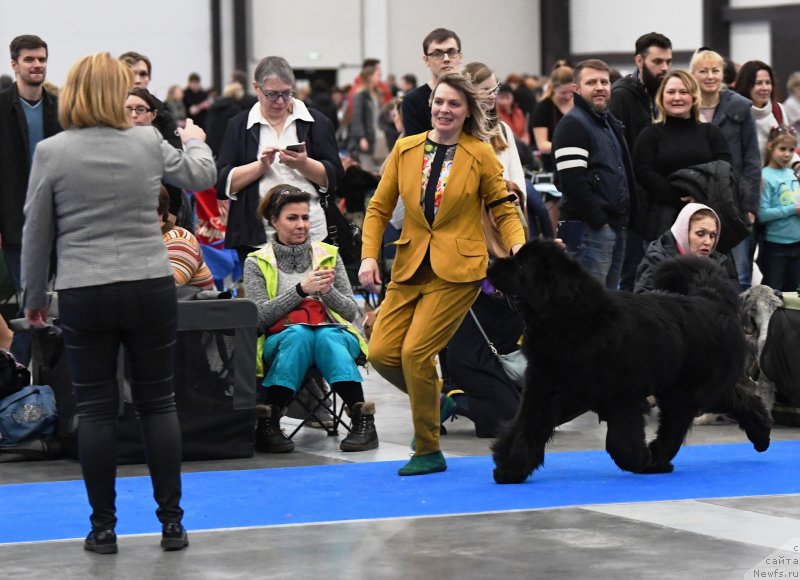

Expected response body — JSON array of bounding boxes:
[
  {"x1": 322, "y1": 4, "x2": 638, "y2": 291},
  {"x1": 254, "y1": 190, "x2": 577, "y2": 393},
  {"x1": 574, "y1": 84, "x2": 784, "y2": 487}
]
[{"x1": 262, "y1": 325, "x2": 363, "y2": 391}]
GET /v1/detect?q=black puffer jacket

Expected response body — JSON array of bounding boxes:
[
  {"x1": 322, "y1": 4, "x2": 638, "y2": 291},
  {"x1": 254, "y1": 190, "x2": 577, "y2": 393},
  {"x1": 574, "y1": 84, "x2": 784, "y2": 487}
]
[
  {"x1": 634, "y1": 230, "x2": 736, "y2": 293},
  {"x1": 668, "y1": 160, "x2": 751, "y2": 254}
]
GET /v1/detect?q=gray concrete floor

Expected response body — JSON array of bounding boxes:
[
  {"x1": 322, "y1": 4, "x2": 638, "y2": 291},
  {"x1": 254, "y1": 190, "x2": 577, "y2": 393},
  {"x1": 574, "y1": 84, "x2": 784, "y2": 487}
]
[{"x1": 2, "y1": 365, "x2": 799, "y2": 580}]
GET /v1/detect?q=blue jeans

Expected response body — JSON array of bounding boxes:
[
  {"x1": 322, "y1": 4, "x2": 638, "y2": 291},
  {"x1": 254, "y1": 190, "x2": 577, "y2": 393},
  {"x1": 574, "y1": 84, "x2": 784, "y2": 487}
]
[
  {"x1": 262, "y1": 325, "x2": 363, "y2": 391},
  {"x1": 576, "y1": 224, "x2": 627, "y2": 290},
  {"x1": 759, "y1": 240, "x2": 800, "y2": 292},
  {"x1": 730, "y1": 236, "x2": 752, "y2": 290}
]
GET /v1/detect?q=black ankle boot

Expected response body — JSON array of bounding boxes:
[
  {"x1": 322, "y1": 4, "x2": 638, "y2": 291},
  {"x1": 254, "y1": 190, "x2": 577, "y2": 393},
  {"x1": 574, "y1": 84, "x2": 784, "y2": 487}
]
[
  {"x1": 84, "y1": 529, "x2": 117, "y2": 554},
  {"x1": 255, "y1": 404, "x2": 294, "y2": 453},
  {"x1": 340, "y1": 401, "x2": 379, "y2": 452},
  {"x1": 161, "y1": 522, "x2": 189, "y2": 551}
]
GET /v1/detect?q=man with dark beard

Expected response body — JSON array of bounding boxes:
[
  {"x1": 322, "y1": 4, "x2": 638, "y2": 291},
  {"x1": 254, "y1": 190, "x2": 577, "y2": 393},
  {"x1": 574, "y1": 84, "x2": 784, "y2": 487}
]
[{"x1": 610, "y1": 32, "x2": 672, "y2": 291}]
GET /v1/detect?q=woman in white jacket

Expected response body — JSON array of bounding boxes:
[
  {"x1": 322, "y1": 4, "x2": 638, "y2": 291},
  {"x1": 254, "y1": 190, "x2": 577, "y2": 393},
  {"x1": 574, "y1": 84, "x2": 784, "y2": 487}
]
[{"x1": 465, "y1": 62, "x2": 552, "y2": 238}]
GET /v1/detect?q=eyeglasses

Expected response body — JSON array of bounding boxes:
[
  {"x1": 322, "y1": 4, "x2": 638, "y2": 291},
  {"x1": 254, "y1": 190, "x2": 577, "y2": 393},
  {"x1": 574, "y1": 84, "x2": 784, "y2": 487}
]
[
  {"x1": 260, "y1": 89, "x2": 294, "y2": 103},
  {"x1": 126, "y1": 106, "x2": 153, "y2": 116},
  {"x1": 485, "y1": 83, "x2": 501, "y2": 96},
  {"x1": 426, "y1": 49, "x2": 461, "y2": 61}
]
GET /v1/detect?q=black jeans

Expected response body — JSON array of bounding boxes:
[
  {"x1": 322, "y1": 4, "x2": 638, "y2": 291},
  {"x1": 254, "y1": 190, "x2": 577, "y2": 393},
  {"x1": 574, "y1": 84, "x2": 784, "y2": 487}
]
[{"x1": 59, "y1": 276, "x2": 183, "y2": 531}]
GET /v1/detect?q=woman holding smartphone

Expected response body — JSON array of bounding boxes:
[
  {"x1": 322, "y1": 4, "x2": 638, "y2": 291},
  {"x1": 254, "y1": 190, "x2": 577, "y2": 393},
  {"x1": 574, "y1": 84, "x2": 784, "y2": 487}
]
[{"x1": 217, "y1": 56, "x2": 344, "y2": 262}]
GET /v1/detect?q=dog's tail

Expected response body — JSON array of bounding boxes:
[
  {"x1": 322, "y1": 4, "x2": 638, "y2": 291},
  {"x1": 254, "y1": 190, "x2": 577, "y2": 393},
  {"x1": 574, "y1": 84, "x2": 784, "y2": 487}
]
[{"x1": 651, "y1": 256, "x2": 740, "y2": 312}]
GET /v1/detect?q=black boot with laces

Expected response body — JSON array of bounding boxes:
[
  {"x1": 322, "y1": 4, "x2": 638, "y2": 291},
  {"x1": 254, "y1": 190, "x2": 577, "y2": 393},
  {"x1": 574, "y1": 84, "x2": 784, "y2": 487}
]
[
  {"x1": 255, "y1": 404, "x2": 295, "y2": 453},
  {"x1": 340, "y1": 401, "x2": 379, "y2": 452}
]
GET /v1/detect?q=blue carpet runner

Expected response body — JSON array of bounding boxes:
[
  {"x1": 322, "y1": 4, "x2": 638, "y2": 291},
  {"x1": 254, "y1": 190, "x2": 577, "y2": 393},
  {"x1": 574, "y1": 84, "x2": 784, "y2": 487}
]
[{"x1": 1, "y1": 441, "x2": 797, "y2": 544}]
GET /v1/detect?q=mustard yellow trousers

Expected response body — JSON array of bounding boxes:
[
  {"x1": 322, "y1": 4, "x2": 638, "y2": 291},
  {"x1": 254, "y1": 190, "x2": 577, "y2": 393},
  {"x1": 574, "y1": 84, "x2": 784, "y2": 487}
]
[{"x1": 368, "y1": 263, "x2": 480, "y2": 454}]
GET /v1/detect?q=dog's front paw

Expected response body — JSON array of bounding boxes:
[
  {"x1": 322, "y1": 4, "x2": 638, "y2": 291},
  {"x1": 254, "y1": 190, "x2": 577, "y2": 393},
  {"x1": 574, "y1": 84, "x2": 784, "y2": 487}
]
[
  {"x1": 751, "y1": 436, "x2": 770, "y2": 453},
  {"x1": 493, "y1": 465, "x2": 531, "y2": 484},
  {"x1": 639, "y1": 460, "x2": 674, "y2": 474}
]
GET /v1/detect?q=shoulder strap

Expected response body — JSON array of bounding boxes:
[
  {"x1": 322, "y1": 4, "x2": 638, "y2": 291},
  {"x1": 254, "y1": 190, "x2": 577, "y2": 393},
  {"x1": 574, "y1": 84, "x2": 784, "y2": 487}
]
[
  {"x1": 772, "y1": 101, "x2": 784, "y2": 126},
  {"x1": 468, "y1": 309, "x2": 499, "y2": 355}
]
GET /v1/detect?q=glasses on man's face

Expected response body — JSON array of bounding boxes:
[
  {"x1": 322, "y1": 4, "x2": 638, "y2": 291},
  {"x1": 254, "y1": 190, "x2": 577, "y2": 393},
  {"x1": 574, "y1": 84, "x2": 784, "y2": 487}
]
[
  {"x1": 126, "y1": 106, "x2": 153, "y2": 116},
  {"x1": 426, "y1": 48, "x2": 461, "y2": 61},
  {"x1": 261, "y1": 89, "x2": 294, "y2": 103}
]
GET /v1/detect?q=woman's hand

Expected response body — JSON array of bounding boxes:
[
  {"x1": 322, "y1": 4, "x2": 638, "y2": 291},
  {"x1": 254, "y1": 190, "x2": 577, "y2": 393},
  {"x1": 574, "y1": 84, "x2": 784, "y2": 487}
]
[
  {"x1": 259, "y1": 147, "x2": 279, "y2": 172},
  {"x1": 279, "y1": 146, "x2": 309, "y2": 171},
  {"x1": 358, "y1": 258, "x2": 382, "y2": 292},
  {"x1": 300, "y1": 267, "x2": 336, "y2": 296},
  {"x1": 178, "y1": 118, "x2": 206, "y2": 144},
  {"x1": 359, "y1": 137, "x2": 369, "y2": 153},
  {"x1": 25, "y1": 307, "x2": 48, "y2": 329}
]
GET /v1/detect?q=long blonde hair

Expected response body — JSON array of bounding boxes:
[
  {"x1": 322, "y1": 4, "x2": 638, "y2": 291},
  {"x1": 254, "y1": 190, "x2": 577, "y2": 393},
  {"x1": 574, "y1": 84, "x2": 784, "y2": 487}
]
[
  {"x1": 463, "y1": 62, "x2": 507, "y2": 152},
  {"x1": 59, "y1": 52, "x2": 132, "y2": 129}
]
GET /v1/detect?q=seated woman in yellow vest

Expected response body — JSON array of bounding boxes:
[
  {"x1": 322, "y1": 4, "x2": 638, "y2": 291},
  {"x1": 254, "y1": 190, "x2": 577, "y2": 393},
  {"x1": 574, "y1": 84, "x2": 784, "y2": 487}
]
[{"x1": 243, "y1": 184, "x2": 376, "y2": 453}]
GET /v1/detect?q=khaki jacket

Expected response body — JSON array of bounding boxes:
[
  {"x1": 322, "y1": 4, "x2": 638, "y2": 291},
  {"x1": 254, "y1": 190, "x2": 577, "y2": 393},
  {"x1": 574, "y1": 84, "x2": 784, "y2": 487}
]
[{"x1": 361, "y1": 132, "x2": 525, "y2": 283}]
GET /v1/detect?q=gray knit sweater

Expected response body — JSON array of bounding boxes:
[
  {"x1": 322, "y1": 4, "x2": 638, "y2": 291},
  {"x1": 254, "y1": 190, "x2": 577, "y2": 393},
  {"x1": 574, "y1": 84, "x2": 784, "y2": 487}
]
[{"x1": 243, "y1": 238, "x2": 358, "y2": 332}]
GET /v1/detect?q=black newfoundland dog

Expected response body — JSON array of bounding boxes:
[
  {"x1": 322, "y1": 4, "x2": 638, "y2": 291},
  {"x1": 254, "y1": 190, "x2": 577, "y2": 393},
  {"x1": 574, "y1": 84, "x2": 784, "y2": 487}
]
[{"x1": 488, "y1": 240, "x2": 772, "y2": 484}]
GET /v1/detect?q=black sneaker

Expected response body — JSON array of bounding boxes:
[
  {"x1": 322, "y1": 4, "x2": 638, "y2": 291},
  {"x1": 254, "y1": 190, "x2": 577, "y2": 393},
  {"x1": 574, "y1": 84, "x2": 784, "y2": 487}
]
[
  {"x1": 84, "y1": 529, "x2": 117, "y2": 555},
  {"x1": 161, "y1": 522, "x2": 189, "y2": 551}
]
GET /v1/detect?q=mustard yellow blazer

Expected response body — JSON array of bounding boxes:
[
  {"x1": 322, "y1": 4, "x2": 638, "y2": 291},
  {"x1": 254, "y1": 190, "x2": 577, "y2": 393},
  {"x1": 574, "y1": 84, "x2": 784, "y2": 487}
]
[{"x1": 361, "y1": 132, "x2": 526, "y2": 283}]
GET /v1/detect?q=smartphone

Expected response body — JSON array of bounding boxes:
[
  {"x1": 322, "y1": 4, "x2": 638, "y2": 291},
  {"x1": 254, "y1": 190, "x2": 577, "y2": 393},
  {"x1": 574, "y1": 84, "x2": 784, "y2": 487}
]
[
  {"x1": 556, "y1": 220, "x2": 584, "y2": 253},
  {"x1": 284, "y1": 142, "x2": 306, "y2": 153}
]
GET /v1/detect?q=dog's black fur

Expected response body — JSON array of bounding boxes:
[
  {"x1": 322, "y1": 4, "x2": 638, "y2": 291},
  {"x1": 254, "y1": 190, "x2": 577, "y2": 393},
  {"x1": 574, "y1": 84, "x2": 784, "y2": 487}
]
[{"x1": 488, "y1": 240, "x2": 772, "y2": 484}]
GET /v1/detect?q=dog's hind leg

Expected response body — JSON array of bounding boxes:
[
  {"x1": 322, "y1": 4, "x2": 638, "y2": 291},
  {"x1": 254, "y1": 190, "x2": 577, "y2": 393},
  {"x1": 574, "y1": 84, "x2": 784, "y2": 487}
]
[
  {"x1": 706, "y1": 385, "x2": 772, "y2": 452},
  {"x1": 644, "y1": 397, "x2": 697, "y2": 474},
  {"x1": 604, "y1": 400, "x2": 650, "y2": 473},
  {"x1": 492, "y1": 381, "x2": 559, "y2": 484}
]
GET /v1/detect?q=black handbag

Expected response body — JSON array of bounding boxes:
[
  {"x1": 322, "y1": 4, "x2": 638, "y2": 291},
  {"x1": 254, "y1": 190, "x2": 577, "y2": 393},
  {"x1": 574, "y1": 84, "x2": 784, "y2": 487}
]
[{"x1": 320, "y1": 193, "x2": 362, "y2": 274}]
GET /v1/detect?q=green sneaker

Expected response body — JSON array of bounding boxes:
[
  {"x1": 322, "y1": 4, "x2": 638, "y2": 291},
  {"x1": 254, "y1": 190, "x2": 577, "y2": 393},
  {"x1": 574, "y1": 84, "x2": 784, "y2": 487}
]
[{"x1": 398, "y1": 451, "x2": 447, "y2": 476}]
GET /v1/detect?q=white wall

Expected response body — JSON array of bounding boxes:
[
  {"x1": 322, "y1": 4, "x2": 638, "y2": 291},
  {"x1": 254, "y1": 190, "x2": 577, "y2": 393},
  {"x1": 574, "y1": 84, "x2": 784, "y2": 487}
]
[
  {"x1": 0, "y1": 0, "x2": 213, "y2": 99},
  {"x1": 570, "y1": 0, "x2": 704, "y2": 55},
  {"x1": 249, "y1": 0, "x2": 362, "y2": 83},
  {"x1": 248, "y1": 0, "x2": 541, "y2": 86},
  {"x1": 387, "y1": 0, "x2": 541, "y2": 81}
]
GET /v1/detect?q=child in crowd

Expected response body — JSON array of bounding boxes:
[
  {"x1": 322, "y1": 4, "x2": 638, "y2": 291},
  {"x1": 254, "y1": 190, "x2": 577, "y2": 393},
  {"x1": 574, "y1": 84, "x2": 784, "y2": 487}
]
[{"x1": 758, "y1": 126, "x2": 800, "y2": 291}]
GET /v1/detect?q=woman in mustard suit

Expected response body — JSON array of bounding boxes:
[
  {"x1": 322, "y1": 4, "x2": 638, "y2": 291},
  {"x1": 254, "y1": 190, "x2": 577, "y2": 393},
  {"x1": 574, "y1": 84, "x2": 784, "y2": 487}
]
[{"x1": 358, "y1": 72, "x2": 526, "y2": 476}]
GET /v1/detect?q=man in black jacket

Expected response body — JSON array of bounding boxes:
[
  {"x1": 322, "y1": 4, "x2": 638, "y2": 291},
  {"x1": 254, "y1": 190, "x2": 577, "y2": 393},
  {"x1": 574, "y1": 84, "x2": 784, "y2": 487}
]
[
  {"x1": 0, "y1": 34, "x2": 61, "y2": 364},
  {"x1": 401, "y1": 28, "x2": 462, "y2": 137},
  {"x1": 609, "y1": 32, "x2": 672, "y2": 291},
  {"x1": 553, "y1": 59, "x2": 635, "y2": 290},
  {"x1": 119, "y1": 51, "x2": 187, "y2": 220}
]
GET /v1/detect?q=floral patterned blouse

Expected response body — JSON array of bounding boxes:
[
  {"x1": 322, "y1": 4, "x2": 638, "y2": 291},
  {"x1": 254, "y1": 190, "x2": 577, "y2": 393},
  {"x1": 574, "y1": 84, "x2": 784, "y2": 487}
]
[{"x1": 420, "y1": 139, "x2": 458, "y2": 222}]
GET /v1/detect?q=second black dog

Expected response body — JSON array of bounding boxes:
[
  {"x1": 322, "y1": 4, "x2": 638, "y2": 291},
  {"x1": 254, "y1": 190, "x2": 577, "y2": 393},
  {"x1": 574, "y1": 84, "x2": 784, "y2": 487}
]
[{"x1": 488, "y1": 240, "x2": 772, "y2": 484}]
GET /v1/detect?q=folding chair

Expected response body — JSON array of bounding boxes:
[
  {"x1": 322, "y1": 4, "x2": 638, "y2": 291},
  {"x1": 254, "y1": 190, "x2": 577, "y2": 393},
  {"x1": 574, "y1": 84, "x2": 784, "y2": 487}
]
[{"x1": 284, "y1": 368, "x2": 350, "y2": 440}]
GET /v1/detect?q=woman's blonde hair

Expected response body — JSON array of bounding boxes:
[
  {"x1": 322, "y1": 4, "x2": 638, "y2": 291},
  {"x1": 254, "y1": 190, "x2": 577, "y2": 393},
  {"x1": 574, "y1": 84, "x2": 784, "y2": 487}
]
[
  {"x1": 543, "y1": 66, "x2": 574, "y2": 100},
  {"x1": 463, "y1": 61, "x2": 507, "y2": 152},
  {"x1": 690, "y1": 49, "x2": 724, "y2": 73},
  {"x1": 654, "y1": 70, "x2": 702, "y2": 123},
  {"x1": 430, "y1": 71, "x2": 491, "y2": 143},
  {"x1": 59, "y1": 52, "x2": 132, "y2": 130}
]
